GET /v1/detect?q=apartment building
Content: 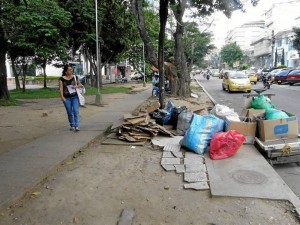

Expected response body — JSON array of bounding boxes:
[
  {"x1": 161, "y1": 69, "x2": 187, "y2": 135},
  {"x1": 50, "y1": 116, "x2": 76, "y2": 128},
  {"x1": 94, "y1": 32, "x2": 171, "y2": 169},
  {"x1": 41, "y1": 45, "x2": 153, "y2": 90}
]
[{"x1": 251, "y1": 0, "x2": 300, "y2": 68}]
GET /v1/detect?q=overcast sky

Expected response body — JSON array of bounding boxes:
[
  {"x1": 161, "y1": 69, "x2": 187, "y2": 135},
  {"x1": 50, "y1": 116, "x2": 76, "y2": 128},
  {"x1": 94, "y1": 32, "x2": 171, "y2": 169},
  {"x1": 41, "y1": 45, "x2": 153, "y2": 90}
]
[{"x1": 210, "y1": 0, "x2": 277, "y2": 49}]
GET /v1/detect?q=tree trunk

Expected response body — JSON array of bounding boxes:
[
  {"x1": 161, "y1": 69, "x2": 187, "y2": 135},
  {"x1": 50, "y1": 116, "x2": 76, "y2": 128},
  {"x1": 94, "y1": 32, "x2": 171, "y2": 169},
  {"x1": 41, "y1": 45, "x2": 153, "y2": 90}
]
[
  {"x1": 171, "y1": 0, "x2": 190, "y2": 97},
  {"x1": 12, "y1": 60, "x2": 21, "y2": 90},
  {"x1": 21, "y1": 63, "x2": 28, "y2": 92},
  {"x1": 0, "y1": 26, "x2": 10, "y2": 100},
  {"x1": 158, "y1": 0, "x2": 169, "y2": 108},
  {"x1": 42, "y1": 60, "x2": 47, "y2": 88},
  {"x1": 131, "y1": 0, "x2": 158, "y2": 68}
]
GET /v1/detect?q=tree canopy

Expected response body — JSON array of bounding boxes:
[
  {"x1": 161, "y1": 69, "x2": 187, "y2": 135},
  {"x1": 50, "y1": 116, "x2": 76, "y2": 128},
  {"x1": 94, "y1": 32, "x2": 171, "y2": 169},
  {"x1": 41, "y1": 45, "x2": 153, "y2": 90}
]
[
  {"x1": 220, "y1": 43, "x2": 243, "y2": 67},
  {"x1": 292, "y1": 27, "x2": 300, "y2": 55}
]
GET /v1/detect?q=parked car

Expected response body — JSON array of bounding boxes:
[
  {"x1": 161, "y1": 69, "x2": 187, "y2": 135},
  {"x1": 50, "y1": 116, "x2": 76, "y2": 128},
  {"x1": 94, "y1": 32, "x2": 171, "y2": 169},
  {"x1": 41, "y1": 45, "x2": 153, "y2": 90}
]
[
  {"x1": 286, "y1": 69, "x2": 300, "y2": 85},
  {"x1": 268, "y1": 68, "x2": 283, "y2": 81},
  {"x1": 131, "y1": 72, "x2": 144, "y2": 80},
  {"x1": 244, "y1": 70, "x2": 257, "y2": 84},
  {"x1": 222, "y1": 71, "x2": 251, "y2": 93},
  {"x1": 274, "y1": 69, "x2": 294, "y2": 84}
]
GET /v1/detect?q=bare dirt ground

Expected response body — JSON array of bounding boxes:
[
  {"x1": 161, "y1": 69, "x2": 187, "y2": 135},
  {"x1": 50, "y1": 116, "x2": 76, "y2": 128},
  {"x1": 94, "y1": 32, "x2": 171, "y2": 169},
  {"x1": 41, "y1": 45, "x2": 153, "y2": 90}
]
[{"x1": 0, "y1": 81, "x2": 299, "y2": 225}]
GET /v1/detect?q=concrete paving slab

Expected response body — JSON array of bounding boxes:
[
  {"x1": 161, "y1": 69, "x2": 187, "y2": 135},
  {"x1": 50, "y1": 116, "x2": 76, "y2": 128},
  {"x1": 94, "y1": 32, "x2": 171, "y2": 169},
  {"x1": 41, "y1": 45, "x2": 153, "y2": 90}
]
[
  {"x1": 184, "y1": 157, "x2": 204, "y2": 165},
  {"x1": 183, "y1": 182, "x2": 210, "y2": 190},
  {"x1": 161, "y1": 164, "x2": 175, "y2": 171},
  {"x1": 151, "y1": 136, "x2": 182, "y2": 149},
  {"x1": 185, "y1": 164, "x2": 206, "y2": 173},
  {"x1": 184, "y1": 152, "x2": 204, "y2": 161},
  {"x1": 205, "y1": 145, "x2": 300, "y2": 214},
  {"x1": 162, "y1": 152, "x2": 173, "y2": 158},
  {"x1": 172, "y1": 151, "x2": 183, "y2": 158},
  {"x1": 174, "y1": 165, "x2": 185, "y2": 174},
  {"x1": 184, "y1": 172, "x2": 208, "y2": 182},
  {"x1": 161, "y1": 157, "x2": 180, "y2": 165},
  {"x1": 163, "y1": 144, "x2": 181, "y2": 152}
]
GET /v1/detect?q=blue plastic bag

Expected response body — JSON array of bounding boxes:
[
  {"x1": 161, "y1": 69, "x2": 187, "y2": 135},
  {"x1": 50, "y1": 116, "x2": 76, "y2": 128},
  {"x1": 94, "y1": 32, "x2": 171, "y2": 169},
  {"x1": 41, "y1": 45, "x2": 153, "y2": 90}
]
[{"x1": 180, "y1": 114, "x2": 224, "y2": 155}]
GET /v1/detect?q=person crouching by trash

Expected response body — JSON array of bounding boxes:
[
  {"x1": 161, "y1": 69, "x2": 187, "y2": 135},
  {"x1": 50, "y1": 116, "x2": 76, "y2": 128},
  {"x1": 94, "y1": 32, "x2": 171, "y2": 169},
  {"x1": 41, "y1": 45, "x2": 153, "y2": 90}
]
[{"x1": 152, "y1": 73, "x2": 159, "y2": 96}]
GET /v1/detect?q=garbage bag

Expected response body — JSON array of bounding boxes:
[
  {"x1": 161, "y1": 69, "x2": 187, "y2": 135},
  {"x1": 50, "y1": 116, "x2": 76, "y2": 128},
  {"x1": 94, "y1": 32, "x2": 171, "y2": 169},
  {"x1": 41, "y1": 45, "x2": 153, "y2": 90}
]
[
  {"x1": 170, "y1": 106, "x2": 187, "y2": 129},
  {"x1": 210, "y1": 104, "x2": 239, "y2": 120},
  {"x1": 159, "y1": 100, "x2": 176, "y2": 125},
  {"x1": 265, "y1": 108, "x2": 289, "y2": 120},
  {"x1": 210, "y1": 130, "x2": 245, "y2": 160},
  {"x1": 250, "y1": 94, "x2": 275, "y2": 109},
  {"x1": 176, "y1": 109, "x2": 193, "y2": 135},
  {"x1": 149, "y1": 101, "x2": 176, "y2": 125},
  {"x1": 180, "y1": 114, "x2": 224, "y2": 155}
]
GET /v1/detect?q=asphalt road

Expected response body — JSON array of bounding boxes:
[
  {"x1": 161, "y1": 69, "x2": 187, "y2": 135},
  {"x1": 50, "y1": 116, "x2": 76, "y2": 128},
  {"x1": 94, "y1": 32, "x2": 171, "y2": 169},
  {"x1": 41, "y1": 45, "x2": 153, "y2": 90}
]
[{"x1": 195, "y1": 74, "x2": 300, "y2": 198}]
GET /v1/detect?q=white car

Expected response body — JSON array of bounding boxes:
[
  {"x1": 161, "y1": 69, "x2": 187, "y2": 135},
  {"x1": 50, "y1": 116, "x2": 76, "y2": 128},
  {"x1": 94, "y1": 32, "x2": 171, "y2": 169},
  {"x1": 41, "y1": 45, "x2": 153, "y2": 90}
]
[{"x1": 131, "y1": 72, "x2": 144, "y2": 80}]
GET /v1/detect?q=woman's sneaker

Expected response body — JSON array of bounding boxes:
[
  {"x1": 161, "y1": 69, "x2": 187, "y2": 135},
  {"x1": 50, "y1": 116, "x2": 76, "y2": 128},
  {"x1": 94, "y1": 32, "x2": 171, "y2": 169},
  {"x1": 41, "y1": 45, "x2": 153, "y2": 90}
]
[
  {"x1": 70, "y1": 127, "x2": 75, "y2": 131},
  {"x1": 75, "y1": 127, "x2": 80, "y2": 132}
]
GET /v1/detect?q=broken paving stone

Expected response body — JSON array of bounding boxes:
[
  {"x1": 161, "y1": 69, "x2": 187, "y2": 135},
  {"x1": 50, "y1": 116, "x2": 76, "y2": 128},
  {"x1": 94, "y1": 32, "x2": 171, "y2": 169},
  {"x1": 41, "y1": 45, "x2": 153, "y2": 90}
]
[
  {"x1": 184, "y1": 172, "x2": 208, "y2": 182},
  {"x1": 184, "y1": 152, "x2": 204, "y2": 160},
  {"x1": 152, "y1": 136, "x2": 182, "y2": 148},
  {"x1": 161, "y1": 164, "x2": 176, "y2": 171},
  {"x1": 184, "y1": 157, "x2": 204, "y2": 166},
  {"x1": 185, "y1": 163, "x2": 206, "y2": 173},
  {"x1": 162, "y1": 152, "x2": 174, "y2": 158},
  {"x1": 183, "y1": 182, "x2": 209, "y2": 190},
  {"x1": 171, "y1": 151, "x2": 183, "y2": 158},
  {"x1": 163, "y1": 143, "x2": 181, "y2": 152},
  {"x1": 161, "y1": 157, "x2": 180, "y2": 165},
  {"x1": 174, "y1": 165, "x2": 185, "y2": 173}
]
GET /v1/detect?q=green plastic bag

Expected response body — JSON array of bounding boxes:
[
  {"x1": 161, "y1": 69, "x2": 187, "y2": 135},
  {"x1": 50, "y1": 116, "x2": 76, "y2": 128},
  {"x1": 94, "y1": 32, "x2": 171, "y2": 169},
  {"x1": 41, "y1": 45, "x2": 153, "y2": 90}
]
[
  {"x1": 265, "y1": 108, "x2": 289, "y2": 120},
  {"x1": 250, "y1": 94, "x2": 275, "y2": 109}
]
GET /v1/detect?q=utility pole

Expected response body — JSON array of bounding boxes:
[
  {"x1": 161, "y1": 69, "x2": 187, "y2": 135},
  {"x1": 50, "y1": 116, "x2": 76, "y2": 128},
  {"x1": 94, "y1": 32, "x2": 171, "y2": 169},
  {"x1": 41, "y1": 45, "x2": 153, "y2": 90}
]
[{"x1": 95, "y1": 0, "x2": 103, "y2": 106}]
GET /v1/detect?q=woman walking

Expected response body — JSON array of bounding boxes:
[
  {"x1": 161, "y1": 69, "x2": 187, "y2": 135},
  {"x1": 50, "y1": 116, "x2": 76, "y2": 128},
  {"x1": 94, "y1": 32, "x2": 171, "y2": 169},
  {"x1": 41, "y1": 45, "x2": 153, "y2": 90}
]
[{"x1": 59, "y1": 64, "x2": 82, "y2": 132}]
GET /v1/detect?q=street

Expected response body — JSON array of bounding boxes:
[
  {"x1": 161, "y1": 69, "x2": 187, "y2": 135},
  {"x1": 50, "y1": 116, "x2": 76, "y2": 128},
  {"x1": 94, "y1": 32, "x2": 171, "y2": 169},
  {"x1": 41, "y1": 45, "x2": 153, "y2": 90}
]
[{"x1": 196, "y1": 74, "x2": 300, "y2": 198}]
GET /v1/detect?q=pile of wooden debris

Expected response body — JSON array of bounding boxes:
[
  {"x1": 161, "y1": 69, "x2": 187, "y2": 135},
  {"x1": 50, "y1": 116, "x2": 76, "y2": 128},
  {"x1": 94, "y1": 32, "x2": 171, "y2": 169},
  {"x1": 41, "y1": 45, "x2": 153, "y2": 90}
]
[{"x1": 118, "y1": 113, "x2": 174, "y2": 143}]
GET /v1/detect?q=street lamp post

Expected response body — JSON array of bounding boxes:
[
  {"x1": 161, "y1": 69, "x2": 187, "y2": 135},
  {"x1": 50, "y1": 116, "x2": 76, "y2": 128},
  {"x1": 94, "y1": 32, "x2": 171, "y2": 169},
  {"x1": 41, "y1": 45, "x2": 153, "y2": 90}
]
[{"x1": 95, "y1": 0, "x2": 102, "y2": 106}]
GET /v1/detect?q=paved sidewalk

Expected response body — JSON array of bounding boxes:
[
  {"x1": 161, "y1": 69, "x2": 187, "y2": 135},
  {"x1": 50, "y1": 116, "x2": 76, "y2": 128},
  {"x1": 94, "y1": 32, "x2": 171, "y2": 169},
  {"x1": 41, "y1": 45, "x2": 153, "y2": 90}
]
[{"x1": 0, "y1": 88, "x2": 152, "y2": 209}]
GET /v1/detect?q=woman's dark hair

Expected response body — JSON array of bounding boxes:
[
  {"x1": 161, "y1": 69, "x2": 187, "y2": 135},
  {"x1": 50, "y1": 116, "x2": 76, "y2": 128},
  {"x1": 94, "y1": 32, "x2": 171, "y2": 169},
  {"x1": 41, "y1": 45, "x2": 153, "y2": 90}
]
[{"x1": 62, "y1": 64, "x2": 71, "y2": 76}]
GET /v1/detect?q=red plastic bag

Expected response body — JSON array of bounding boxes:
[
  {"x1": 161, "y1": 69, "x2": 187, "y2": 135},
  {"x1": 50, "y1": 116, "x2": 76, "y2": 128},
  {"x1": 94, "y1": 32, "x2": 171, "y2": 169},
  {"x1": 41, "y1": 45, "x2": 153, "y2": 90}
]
[{"x1": 210, "y1": 130, "x2": 245, "y2": 160}]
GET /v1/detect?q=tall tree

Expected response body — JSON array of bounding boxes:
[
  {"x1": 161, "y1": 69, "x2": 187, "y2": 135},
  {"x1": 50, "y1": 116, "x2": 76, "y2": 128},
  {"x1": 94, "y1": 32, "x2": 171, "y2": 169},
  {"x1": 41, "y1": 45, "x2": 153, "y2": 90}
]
[
  {"x1": 220, "y1": 43, "x2": 243, "y2": 68},
  {"x1": 131, "y1": 0, "x2": 259, "y2": 97},
  {"x1": 281, "y1": 48, "x2": 285, "y2": 66},
  {"x1": 292, "y1": 27, "x2": 300, "y2": 55},
  {"x1": 7, "y1": 0, "x2": 72, "y2": 89}
]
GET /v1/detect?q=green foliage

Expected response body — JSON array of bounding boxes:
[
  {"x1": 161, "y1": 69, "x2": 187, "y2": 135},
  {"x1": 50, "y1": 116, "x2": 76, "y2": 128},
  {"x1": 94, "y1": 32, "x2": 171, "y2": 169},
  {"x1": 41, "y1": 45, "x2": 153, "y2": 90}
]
[
  {"x1": 292, "y1": 27, "x2": 300, "y2": 54},
  {"x1": 277, "y1": 65, "x2": 287, "y2": 69},
  {"x1": 220, "y1": 43, "x2": 243, "y2": 67},
  {"x1": 239, "y1": 64, "x2": 248, "y2": 70},
  {"x1": 184, "y1": 21, "x2": 215, "y2": 68},
  {"x1": 8, "y1": 86, "x2": 132, "y2": 100}
]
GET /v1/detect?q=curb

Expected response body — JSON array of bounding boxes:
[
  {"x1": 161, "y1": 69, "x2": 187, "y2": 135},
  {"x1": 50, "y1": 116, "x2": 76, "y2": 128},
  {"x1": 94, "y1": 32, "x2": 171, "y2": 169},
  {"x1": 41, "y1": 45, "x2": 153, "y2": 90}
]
[{"x1": 194, "y1": 78, "x2": 217, "y2": 105}]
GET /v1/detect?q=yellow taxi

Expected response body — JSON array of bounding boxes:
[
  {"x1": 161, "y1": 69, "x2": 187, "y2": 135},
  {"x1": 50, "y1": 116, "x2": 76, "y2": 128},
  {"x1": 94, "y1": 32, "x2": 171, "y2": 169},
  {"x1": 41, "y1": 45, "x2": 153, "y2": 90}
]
[
  {"x1": 222, "y1": 71, "x2": 251, "y2": 93},
  {"x1": 244, "y1": 70, "x2": 258, "y2": 84}
]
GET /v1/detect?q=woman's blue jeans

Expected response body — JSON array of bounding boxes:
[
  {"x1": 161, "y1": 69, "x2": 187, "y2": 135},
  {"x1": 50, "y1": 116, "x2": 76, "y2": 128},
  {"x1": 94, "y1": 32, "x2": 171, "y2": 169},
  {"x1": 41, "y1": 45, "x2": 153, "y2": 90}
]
[
  {"x1": 63, "y1": 95, "x2": 80, "y2": 128},
  {"x1": 152, "y1": 86, "x2": 159, "y2": 96}
]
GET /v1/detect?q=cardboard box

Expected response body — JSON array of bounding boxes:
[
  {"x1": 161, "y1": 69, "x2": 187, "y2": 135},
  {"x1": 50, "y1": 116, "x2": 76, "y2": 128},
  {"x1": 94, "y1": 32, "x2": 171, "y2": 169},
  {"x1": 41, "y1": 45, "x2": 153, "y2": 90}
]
[
  {"x1": 257, "y1": 111, "x2": 298, "y2": 141},
  {"x1": 225, "y1": 117, "x2": 257, "y2": 144},
  {"x1": 240, "y1": 108, "x2": 265, "y2": 119}
]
